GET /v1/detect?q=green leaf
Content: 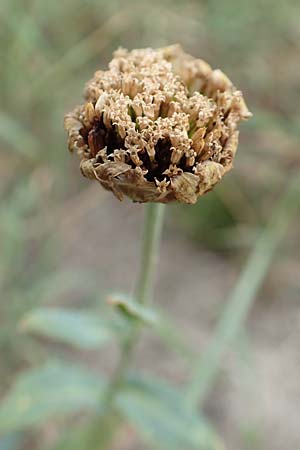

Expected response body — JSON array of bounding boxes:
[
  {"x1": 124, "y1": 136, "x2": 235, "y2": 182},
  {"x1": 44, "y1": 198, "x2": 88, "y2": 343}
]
[
  {"x1": 0, "y1": 361, "x2": 105, "y2": 434},
  {"x1": 115, "y1": 374, "x2": 225, "y2": 450},
  {"x1": 108, "y1": 293, "x2": 159, "y2": 326},
  {"x1": 19, "y1": 307, "x2": 115, "y2": 350}
]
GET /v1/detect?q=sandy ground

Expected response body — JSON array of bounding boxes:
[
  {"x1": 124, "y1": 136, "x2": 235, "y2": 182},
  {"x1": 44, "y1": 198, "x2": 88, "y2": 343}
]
[{"x1": 60, "y1": 186, "x2": 300, "y2": 450}]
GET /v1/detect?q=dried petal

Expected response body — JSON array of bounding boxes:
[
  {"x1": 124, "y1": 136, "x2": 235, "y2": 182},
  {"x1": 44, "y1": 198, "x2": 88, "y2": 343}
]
[
  {"x1": 64, "y1": 45, "x2": 251, "y2": 204},
  {"x1": 171, "y1": 173, "x2": 199, "y2": 204}
]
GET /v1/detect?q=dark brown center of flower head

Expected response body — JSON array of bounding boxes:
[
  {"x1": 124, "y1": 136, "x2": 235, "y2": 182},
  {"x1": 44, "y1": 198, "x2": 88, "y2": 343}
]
[
  {"x1": 64, "y1": 45, "x2": 251, "y2": 204},
  {"x1": 86, "y1": 118, "x2": 125, "y2": 159},
  {"x1": 136, "y1": 137, "x2": 181, "y2": 182}
]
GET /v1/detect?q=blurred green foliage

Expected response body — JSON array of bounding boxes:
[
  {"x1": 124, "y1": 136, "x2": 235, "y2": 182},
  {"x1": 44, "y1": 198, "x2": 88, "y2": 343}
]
[{"x1": 0, "y1": 0, "x2": 299, "y2": 449}]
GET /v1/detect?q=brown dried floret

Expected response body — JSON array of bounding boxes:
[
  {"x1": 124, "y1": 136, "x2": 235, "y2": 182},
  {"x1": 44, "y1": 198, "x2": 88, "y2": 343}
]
[{"x1": 64, "y1": 44, "x2": 251, "y2": 204}]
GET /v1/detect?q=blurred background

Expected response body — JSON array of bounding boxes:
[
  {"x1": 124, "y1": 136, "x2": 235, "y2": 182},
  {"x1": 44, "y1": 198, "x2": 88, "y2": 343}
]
[{"x1": 0, "y1": 0, "x2": 300, "y2": 449}]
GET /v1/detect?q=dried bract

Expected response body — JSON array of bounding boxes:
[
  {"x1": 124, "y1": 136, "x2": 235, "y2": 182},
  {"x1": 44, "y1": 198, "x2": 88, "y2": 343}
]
[{"x1": 64, "y1": 45, "x2": 251, "y2": 204}]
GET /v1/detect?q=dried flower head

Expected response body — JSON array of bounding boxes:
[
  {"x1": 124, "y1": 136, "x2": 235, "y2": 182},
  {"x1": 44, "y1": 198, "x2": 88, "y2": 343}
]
[{"x1": 64, "y1": 45, "x2": 251, "y2": 204}]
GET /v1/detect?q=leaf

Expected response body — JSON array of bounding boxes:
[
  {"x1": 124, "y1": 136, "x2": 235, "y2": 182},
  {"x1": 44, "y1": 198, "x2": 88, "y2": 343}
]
[
  {"x1": 108, "y1": 293, "x2": 159, "y2": 326},
  {"x1": 19, "y1": 307, "x2": 115, "y2": 350},
  {"x1": 115, "y1": 374, "x2": 225, "y2": 450},
  {"x1": 0, "y1": 361, "x2": 105, "y2": 434},
  {"x1": 109, "y1": 294, "x2": 196, "y2": 363}
]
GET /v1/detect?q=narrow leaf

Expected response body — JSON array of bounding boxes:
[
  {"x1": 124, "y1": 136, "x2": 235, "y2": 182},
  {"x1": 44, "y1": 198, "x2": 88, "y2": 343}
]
[
  {"x1": 0, "y1": 361, "x2": 105, "y2": 434},
  {"x1": 115, "y1": 374, "x2": 224, "y2": 450},
  {"x1": 19, "y1": 307, "x2": 115, "y2": 350},
  {"x1": 108, "y1": 293, "x2": 159, "y2": 326}
]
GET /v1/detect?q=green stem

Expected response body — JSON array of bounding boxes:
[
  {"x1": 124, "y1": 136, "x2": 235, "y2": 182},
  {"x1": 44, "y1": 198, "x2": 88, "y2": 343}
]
[
  {"x1": 135, "y1": 203, "x2": 166, "y2": 305},
  {"x1": 112, "y1": 203, "x2": 165, "y2": 380},
  {"x1": 91, "y1": 203, "x2": 165, "y2": 449}
]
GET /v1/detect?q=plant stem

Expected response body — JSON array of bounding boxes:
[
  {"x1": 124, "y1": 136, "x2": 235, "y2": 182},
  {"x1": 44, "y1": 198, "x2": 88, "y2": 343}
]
[
  {"x1": 113, "y1": 202, "x2": 165, "y2": 377},
  {"x1": 113, "y1": 203, "x2": 165, "y2": 381},
  {"x1": 134, "y1": 203, "x2": 166, "y2": 305},
  {"x1": 92, "y1": 203, "x2": 165, "y2": 449}
]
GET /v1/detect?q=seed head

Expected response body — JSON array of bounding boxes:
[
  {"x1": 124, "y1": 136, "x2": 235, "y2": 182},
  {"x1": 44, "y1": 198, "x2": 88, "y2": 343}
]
[{"x1": 64, "y1": 45, "x2": 251, "y2": 204}]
